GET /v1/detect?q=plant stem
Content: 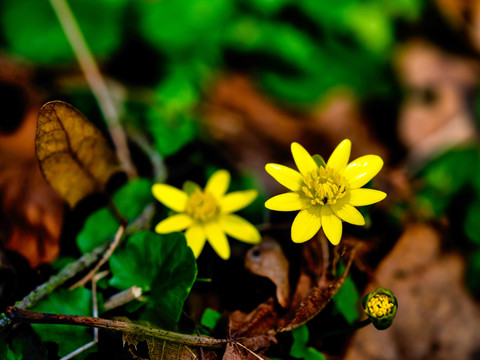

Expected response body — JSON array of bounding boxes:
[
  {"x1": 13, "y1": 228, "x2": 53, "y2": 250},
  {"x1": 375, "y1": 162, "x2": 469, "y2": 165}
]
[
  {"x1": 48, "y1": 0, "x2": 136, "y2": 178},
  {"x1": 6, "y1": 307, "x2": 228, "y2": 349}
]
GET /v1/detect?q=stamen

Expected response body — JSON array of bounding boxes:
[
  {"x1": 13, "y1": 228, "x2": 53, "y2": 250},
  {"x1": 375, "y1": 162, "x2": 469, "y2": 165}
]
[
  {"x1": 186, "y1": 189, "x2": 218, "y2": 221},
  {"x1": 367, "y1": 294, "x2": 395, "y2": 318},
  {"x1": 301, "y1": 166, "x2": 346, "y2": 206}
]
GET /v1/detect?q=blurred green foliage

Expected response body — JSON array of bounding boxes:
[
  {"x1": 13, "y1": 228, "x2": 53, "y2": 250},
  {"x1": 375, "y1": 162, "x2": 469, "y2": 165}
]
[
  {"x1": 289, "y1": 325, "x2": 326, "y2": 360},
  {"x1": 415, "y1": 146, "x2": 480, "y2": 297},
  {"x1": 1, "y1": 0, "x2": 126, "y2": 64},
  {"x1": 332, "y1": 275, "x2": 360, "y2": 324}
]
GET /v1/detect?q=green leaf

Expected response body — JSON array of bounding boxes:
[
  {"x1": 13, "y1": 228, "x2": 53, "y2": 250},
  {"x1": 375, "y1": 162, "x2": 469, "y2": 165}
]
[
  {"x1": 146, "y1": 67, "x2": 200, "y2": 157},
  {"x1": 1, "y1": 0, "x2": 126, "y2": 64},
  {"x1": 342, "y1": 3, "x2": 393, "y2": 55},
  {"x1": 135, "y1": 0, "x2": 232, "y2": 55},
  {"x1": 31, "y1": 288, "x2": 94, "y2": 358},
  {"x1": 242, "y1": 0, "x2": 293, "y2": 15},
  {"x1": 109, "y1": 231, "x2": 197, "y2": 328},
  {"x1": 0, "y1": 340, "x2": 17, "y2": 360},
  {"x1": 77, "y1": 178, "x2": 153, "y2": 253},
  {"x1": 200, "y1": 308, "x2": 222, "y2": 330},
  {"x1": 465, "y1": 200, "x2": 480, "y2": 245},
  {"x1": 332, "y1": 275, "x2": 360, "y2": 324},
  {"x1": 416, "y1": 147, "x2": 479, "y2": 217},
  {"x1": 290, "y1": 325, "x2": 326, "y2": 360}
]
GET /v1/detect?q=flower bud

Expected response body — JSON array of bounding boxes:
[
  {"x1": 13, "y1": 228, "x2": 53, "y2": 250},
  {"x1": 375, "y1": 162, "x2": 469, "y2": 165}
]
[{"x1": 362, "y1": 287, "x2": 397, "y2": 330}]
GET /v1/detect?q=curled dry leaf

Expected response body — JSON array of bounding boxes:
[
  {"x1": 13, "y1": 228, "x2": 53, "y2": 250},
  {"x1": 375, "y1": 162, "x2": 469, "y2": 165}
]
[
  {"x1": 245, "y1": 238, "x2": 290, "y2": 308},
  {"x1": 35, "y1": 101, "x2": 121, "y2": 208}
]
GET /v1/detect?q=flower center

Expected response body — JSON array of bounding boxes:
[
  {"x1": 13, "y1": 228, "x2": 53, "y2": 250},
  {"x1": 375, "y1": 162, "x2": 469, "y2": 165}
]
[
  {"x1": 301, "y1": 166, "x2": 346, "y2": 206},
  {"x1": 186, "y1": 189, "x2": 219, "y2": 222},
  {"x1": 367, "y1": 294, "x2": 395, "y2": 318}
]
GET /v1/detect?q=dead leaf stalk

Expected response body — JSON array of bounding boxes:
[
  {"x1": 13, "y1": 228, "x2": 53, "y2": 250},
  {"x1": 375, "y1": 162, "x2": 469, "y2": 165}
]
[{"x1": 48, "y1": 0, "x2": 136, "y2": 178}]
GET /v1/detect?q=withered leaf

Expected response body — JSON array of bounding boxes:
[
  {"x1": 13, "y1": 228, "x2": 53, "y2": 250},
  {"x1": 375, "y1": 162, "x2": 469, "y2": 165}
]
[
  {"x1": 35, "y1": 101, "x2": 121, "y2": 207},
  {"x1": 122, "y1": 332, "x2": 219, "y2": 360},
  {"x1": 223, "y1": 342, "x2": 270, "y2": 360},
  {"x1": 245, "y1": 238, "x2": 290, "y2": 308}
]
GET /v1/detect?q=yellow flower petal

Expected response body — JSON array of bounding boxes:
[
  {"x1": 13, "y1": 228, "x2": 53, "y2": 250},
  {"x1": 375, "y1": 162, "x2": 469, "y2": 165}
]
[
  {"x1": 331, "y1": 201, "x2": 365, "y2": 226},
  {"x1": 321, "y1": 206, "x2": 343, "y2": 245},
  {"x1": 219, "y1": 214, "x2": 261, "y2": 244},
  {"x1": 204, "y1": 221, "x2": 230, "y2": 260},
  {"x1": 265, "y1": 192, "x2": 304, "y2": 211},
  {"x1": 291, "y1": 142, "x2": 318, "y2": 177},
  {"x1": 265, "y1": 163, "x2": 303, "y2": 191},
  {"x1": 206, "y1": 169, "x2": 230, "y2": 198},
  {"x1": 152, "y1": 184, "x2": 188, "y2": 212},
  {"x1": 219, "y1": 189, "x2": 258, "y2": 214},
  {"x1": 154, "y1": 214, "x2": 193, "y2": 233},
  {"x1": 185, "y1": 224, "x2": 206, "y2": 258},
  {"x1": 349, "y1": 188, "x2": 387, "y2": 206},
  {"x1": 291, "y1": 207, "x2": 322, "y2": 243},
  {"x1": 343, "y1": 155, "x2": 384, "y2": 189},
  {"x1": 327, "y1": 139, "x2": 351, "y2": 173}
]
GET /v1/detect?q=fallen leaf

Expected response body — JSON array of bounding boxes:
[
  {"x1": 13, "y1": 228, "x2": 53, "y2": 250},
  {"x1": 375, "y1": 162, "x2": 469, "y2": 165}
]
[
  {"x1": 344, "y1": 223, "x2": 480, "y2": 360},
  {"x1": 223, "y1": 341, "x2": 270, "y2": 360},
  {"x1": 395, "y1": 40, "x2": 479, "y2": 169},
  {"x1": 245, "y1": 238, "x2": 290, "y2": 308},
  {"x1": 0, "y1": 63, "x2": 64, "y2": 267},
  {"x1": 35, "y1": 101, "x2": 121, "y2": 207}
]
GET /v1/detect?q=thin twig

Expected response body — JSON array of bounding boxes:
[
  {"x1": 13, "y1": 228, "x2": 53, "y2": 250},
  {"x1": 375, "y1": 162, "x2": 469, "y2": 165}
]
[
  {"x1": 61, "y1": 340, "x2": 97, "y2": 360},
  {"x1": 48, "y1": 0, "x2": 136, "y2": 178},
  {"x1": 70, "y1": 224, "x2": 125, "y2": 289},
  {"x1": 104, "y1": 286, "x2": 144, "y2": 312},
  {"x1": 127, "y1": 130, "x2": 167, "y2": 183},
  {"x1": 233, "y1": 341, "x2": 264, "y2": 359},
  {"x1": 6, "y1": 307, "x2": 228, "y2": 349}
]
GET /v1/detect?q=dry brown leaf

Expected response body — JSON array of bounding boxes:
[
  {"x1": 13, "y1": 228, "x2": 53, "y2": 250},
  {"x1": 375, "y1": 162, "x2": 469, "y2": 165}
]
[
  {"x1": 202, "y1": 74, "x2": 389, "y2": 199},
  {"x1": 344, "y1": 223, "x2": 480, "y2": 360},
  {"x1": 223, "y1": 342, "x2": 270, "y2": 360},
  {"x1": 36, "y1": 101, "x2": 121, "y2": 207},
  {"x1": 0, "y1": 101, "x2": 64, "y2": 267},
  {"x1": 395, "y1": 40, "x2": 479, "y2": 168},
  {"x1": 245, "y1": 238, "x2": 290, "y2": 308},
  {"x1": 122, "y1": 332, "x2": 219, "y2": 360}
]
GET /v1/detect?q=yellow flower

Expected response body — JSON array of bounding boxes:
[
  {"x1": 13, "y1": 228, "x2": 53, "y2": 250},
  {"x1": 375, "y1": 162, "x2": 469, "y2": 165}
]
[
  {"x1": 265, "y1": 140, "x2": 386, "y2": 245},
  {"x1": 152, "y1": 169, "x2": 261, "y2": 260}
]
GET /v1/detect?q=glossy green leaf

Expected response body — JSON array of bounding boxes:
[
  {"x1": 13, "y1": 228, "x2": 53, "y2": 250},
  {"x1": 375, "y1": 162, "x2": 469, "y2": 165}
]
[
  {"x1": 1, "y1": 0, "x2": 126, "y2": 64},
  {"x1": 332, "y1": 275, "x2": 360, "y2": 324},
  {"x1": 31, "y1": 288, "x2": 94, "y2": 358},
  {"x1": 109, "y1": 231, "x2": 197, "y2": 328},
  {"x1": 77, "y1": 178, "x2": 153, "y2": 253}
]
